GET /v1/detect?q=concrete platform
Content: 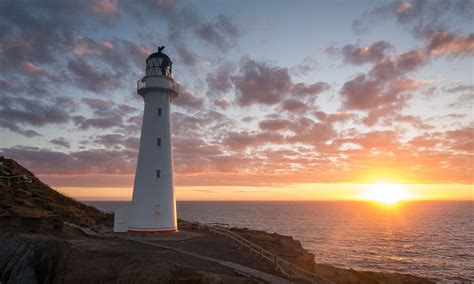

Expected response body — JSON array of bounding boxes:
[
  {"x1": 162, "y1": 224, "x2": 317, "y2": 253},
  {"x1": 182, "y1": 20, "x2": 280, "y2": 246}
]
[{"x1": 113, "y1": 230, "x2": 200, "y2": 242}]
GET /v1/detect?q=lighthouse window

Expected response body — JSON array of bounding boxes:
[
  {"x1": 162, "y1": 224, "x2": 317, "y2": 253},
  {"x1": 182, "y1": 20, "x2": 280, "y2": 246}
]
[
  {"x1": 156, "y1": 138, "x2": 161, "y2": 147},
  {"x1": 157, "y1": 108, "x2": 162, "y2": 116},
  {"x1": 156, "y1": 169, "x2": 161, "y2": 179}
]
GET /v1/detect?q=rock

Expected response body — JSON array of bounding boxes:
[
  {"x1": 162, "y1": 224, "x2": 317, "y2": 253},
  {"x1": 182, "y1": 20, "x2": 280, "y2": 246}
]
[{"x1": 0, "y1": 234, "x2": 64, "y2": 284}]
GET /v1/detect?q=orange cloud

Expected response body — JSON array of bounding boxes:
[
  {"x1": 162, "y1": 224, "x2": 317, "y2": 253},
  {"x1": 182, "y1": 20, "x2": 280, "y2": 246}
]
[{"x1": 91, "y1": 0, "x2": 118, "y2": 15}]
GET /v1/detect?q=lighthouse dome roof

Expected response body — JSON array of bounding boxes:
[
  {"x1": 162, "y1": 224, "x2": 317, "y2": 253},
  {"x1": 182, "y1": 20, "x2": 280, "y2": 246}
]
[
  {"x1": 147, "y1": 46, "x2": 171, "y2": 61},
  {"x1": 145, "y1": 46, "x2": 173, "y2": 77}
]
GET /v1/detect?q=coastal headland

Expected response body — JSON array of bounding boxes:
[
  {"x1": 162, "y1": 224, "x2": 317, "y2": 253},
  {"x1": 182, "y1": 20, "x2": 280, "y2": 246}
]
[{"x1": 0, "y1": 157, "x2": 433, "y2": 283}]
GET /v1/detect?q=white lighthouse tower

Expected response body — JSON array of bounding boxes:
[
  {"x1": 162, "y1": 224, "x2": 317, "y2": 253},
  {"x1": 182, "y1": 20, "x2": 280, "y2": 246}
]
[{"x1": 116, "y1": 46, "x2": 179, "y2": 234}]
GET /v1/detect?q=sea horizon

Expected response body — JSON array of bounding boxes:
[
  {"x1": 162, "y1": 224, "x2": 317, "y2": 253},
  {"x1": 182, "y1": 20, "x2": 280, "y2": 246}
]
[{"x1": 80, "y1": 199, "x2": 474, "y2": 203}]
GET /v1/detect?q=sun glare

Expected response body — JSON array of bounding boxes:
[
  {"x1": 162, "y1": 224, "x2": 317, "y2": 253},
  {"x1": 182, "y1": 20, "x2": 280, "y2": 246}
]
[{"x1": 362, "y1": 183, "x2": 411, "y2": 205}]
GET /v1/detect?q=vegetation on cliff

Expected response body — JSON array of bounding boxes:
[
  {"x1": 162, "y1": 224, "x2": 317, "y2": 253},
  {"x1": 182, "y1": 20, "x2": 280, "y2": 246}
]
[{"x1": 0, "y1": 156, "x2": 112, "y2": 227}]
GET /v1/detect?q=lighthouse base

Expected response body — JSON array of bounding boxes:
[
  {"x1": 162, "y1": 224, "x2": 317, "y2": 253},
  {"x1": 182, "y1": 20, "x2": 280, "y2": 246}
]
[{"x1": 127, "y1": 229, "x2": 178, "y2": 235}]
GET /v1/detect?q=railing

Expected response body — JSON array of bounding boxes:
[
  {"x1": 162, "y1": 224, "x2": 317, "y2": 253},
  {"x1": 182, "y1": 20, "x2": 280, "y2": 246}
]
[
  {"x1": 185, "y1": 222, "x2": 335, "y2": 284},
  {"x1": 136, "y1": 77, "x2": 179, "y2": 94},
  {"x1": 137, "y1": 79, "x2": 146, "y2": 90}
]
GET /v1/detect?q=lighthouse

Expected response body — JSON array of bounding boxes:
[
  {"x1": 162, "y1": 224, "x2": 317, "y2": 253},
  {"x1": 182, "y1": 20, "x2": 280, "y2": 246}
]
[{"x1": 114, "y1": 46, "x2": 179, "y2": 234}]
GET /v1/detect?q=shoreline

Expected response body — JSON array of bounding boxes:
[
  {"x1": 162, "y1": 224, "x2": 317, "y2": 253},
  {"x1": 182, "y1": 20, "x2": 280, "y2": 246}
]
[{"x1": 0, "y1": 214, "x2": 435, "y2": 283}]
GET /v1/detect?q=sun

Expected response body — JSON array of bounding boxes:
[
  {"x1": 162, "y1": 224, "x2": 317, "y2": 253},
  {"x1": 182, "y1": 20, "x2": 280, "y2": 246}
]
[{"x1": 361, "y1": 183, "x2": 411, "y2": 205}]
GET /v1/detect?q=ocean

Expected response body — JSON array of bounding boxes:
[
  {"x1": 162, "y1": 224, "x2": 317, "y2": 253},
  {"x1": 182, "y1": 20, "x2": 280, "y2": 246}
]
[{"x1": 84, "y1": 201, "x2": 473, "y2": 282}]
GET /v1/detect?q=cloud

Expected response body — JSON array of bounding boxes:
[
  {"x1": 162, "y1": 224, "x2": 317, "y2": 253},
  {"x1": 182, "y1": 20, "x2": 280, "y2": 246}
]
[
  {"x1": 0, "y1": 1, "x2": 84, "y2": 70},
  {"x1": 280, "y1": 99, "x2": 309, "y2": 112},
  {"x1": 91, "y1": 133, "x2": 139, "y2": 150},
  {"x1": 338, "y1": 40, "x2": 431, "y2": 128},
  {"x1": 0, "y1": 96, "x2": 76, "y2": 137},
  {"x1": 259, "y1": 119, "x2": 292, "y2": 131},
  {"x1": 425, "y1": 29, "x2": 474, "y2": 56},
  {"x1": 206, "y1": 63, "x2": 234, "y2": 95},
  {"x1": 231, "y1": 58, "x2": 330, "y2": 106},
  {"x1": 291, "y1": 82, "x2": 330, "y2": 96},
  {"x1": 123, "y1": 1, "x2": 240, "y2": 54},
  {"x1": 173, "y1": 91, "x2": 204, "y2": 109},
  {"x1": 444, "y1": 82, "x2": 474, "y2": 93},
  {"x1": 50, "y1": 137, "x2": 71, "y2": 149},
  {"x1": 342, "y1": 76, "x2": 430, "y2": 125},
  {"x1": 342, "y1": 41, "x2": 393, "y2": 64},
  {"x1": 193, "y1": 14, "x2": 239, "y2": 51},
  {"x1": 0, "y1": 146, "x2": 136, "y2": 175},
  {"x1": 91, "y1": 0, "x2": 118, "y2": 15},
  {"x1": 444, "y1": 126, "x2": 473, "y2": 152},
  {"x1": 72, "y1": 37, "x2": 148, "y2": 71},
  {"x1": 232, "y1": 59, "x2": 292, "y2": 106},
  {"x1": 353, "y1": 0, "x2": 473, "y2": 34},
  {"x1": 213, "y1": 98, "x2": 231, "y2": 109},
  {"x1": 340, "y1": 74, "x2": 381, "y2": 110},
  {"x1": 223, "y1": 131, "x2": 285, "y2": 151},
  {"x1": 72, "y1": 98, "x2": 138, "y2": 130},
  {"x1": 68, "y1": 57, "x2": 123, "y2": 92}
]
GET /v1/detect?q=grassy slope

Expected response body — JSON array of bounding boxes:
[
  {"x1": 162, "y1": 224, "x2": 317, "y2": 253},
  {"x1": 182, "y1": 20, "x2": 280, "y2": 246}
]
[{"x1": 0, "y1": 156, "x2": 112, "y2": 227}]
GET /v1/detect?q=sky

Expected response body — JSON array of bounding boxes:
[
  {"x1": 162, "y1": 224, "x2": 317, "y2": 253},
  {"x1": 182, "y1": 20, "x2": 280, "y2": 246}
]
[{"x1": 0, "y1": 0, "x2": 472, "y2": 201}]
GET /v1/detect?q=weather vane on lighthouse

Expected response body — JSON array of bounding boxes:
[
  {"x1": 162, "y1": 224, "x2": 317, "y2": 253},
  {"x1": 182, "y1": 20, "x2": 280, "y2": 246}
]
[{"x1": 114, "y1": 45, "x2": 179, "y2": 234}]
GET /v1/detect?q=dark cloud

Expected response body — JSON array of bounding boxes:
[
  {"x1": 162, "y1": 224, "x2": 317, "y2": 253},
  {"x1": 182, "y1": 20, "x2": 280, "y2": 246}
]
[
  {"x1": 73, "y1": 37, "x2": 150, "y2": 71},
  {"x1": 259, "y1": 119, "x2": 293, "y2": 131},
  {"x1": 232, "y1": 59, "x2": 292, "y2": 106},
  {"x1": 123, "y1": 1, "x2": 240, "y2": 54},
  {"x1": 280, "y1": 99, "x2": 309, "y2": 113},
  {"x1": 342, "y1": 41, "x2": 393, "y2": 64},
  {"x1": 175, "y1": 46, "x2": 199, "y2": 66},
  {"x1": 338, "y1": 39, "x2": 430, "y2": 128},
  {"x1": 50, "y1": 137, "x2": 71, "y2": 148},
  {"x1": 367, "y1": 49, "x2": 427, "y2": 81},
  {"x1": 0, "y1": 146, "x2": 136, "y2": 175},
  {"x1": 0, "y1": 1, "x2": 83, "y2": 70},
  {"x1": 173, "y1": 91, "x2": 204, "y2": 110},
  {"x1": 206, "y1": 63, "x2": 234, "y2": 95},
  {"x1": 291, "y1": 82, "x2": 330, "y2": 96},
  {"x1": 193, "y1": 15, "x2": 239, "y2": 51},
  {"x1": 222, "y1": 131, "x2": 285, "y2": 151},
  {"x1": 228, "y1": 58, "x2": 331, "y2": 107},
  {"x1": 91, "y1": 133, "x2": 139, "y2": 150},
  {"x1": 353, "y1": 0, "x2": 473, "y2": 34},
  {"x1": 340, "y1": 74, "x2": 381, "y2": 110},
  {"x1": 72, "y1": 98, "x2": 138, "y2": 130},
  {"x1": 67, "y1": 57, "x2": 123, "y2": 92},
  {"x1": 0, "y1": 96, "x2": 76, "y2": 137},
  {"x1": 72, "y1": 115, "x2": 121, "y2": 130}
]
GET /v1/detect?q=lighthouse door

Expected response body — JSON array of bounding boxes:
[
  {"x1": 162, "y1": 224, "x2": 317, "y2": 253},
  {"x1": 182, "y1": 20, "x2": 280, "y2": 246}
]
[{"x1": 154, "y1": 205, "x2": 161, "y2": 216}]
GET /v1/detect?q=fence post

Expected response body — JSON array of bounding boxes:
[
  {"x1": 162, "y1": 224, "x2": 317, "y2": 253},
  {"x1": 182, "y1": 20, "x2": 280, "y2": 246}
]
[
  {"x1": 289, "y1": 263, "x2": 292, "y2": 280},
  {"x1": 260, "y1": 248, "x2": 263, "y2": 259},
  {"x1": 274, "y1": 255, "x2": 278, "y2": 270}
]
